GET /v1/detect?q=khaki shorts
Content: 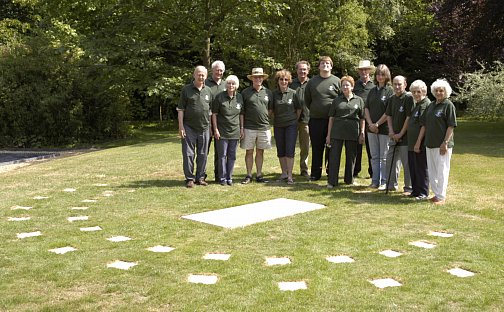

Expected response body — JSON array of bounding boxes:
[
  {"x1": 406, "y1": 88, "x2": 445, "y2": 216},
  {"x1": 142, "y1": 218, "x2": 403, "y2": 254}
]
[{"x1": 241, "y1": 128, "x2": 272, "y2": 150}]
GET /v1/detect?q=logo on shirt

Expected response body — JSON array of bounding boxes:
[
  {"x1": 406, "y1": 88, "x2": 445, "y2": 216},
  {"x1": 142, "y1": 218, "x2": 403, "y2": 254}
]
[
  {"x1": 329, "y1": 86, "x2": 335, "y2": 91},
  {"x1": 236, "y1": 103, "x2": 241, "y2": 110},
  {"x1": 354, "y1": 104, "x2": 359, "y2": 110},
  {"x1": 288, "y1": 99, "x2": 293, "y2": 104},
  {"x1": 381, "y1": 95, "x2": 387, "y2": 102},
  {"x1": 399, "y1": 106, "x2": 404, "y2": 112},
  {"x1": 414, "y1": 111, "x2": 420, "y2": 117},
  {"x1": 435, "y1": 111, "x2": 443, "y2": 118},
  {"x1": 264, "y1": 95, "x2": 269, "y2": 101},
  {"x1": 205, "y1": 95, "x2": 210, "y2": 101}
]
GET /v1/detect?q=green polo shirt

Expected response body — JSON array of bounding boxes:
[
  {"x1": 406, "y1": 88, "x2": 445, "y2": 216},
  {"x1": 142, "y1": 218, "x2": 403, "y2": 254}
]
[
  {"x1": 420, "y1": 99, "x2": 457, "y2": 148},
  {"x1": 177, "y1": 83, "x2": 213, "y2": 132},
  {"x1": 205, "y1": 77, "x2": 226, "y2": 97},
  {"x1": 328, "y1": 94, "x2": 364, "y2": 141},
  {"x1": 290, "y1": 77, "x2": 310, "y2": 124},
  {"x1": 270, "y1": 88, "x2": 300, "y2": 127},
  {"x1": 212, "y1": 91, "x2": 243, "y2": 139},
  {"x1": 385, "y1": 92, "x2": 414, "y2": 146},
  {"x1": 365, "y1": 85, "x2": 393, "y2": 135},
  {"x1": 407, "y1": 97, "x2": 430, "y2": 151},
  {"x1": 241, "y1": 86, "x2": 272, "y2": 130},
  {"x1": 304, "y1": 75, "x2": 341, "y2": 119},
  {"x1": 353, "y1": 79, "x2": 375, "y2": 101}
]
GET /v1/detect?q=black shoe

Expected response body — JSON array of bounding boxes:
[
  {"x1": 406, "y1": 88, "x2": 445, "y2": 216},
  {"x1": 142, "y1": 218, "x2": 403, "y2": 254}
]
[
  {"x1": 219, "y1": 180, "x2": 226, "y2": 186},
  {"x1": 227, "y1": 180, "x2": 233, "y2": 186},
  {"x1": 309, "y1": 176, "x2": 320, "y2": 181},
  {"x1": 256, "y1": 176, "x2": 269, "y2": 183},
  {"x1": 241, "y1": 176, "x2": 252, "y2": 184}
]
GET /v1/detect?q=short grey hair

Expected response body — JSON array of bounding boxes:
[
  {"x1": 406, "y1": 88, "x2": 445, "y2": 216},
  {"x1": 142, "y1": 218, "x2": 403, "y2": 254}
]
[
  {"x1": 410, "y1": 80, "x2": 427, "y2": 95},
  {"x1": 194, "y1": 65, "x2": 207, "y2": 75},
  {"x1": 225, "y1": 75, "x2": 239, "y2": 89},
  {"x1": 431, "y1": 79, "x2": 452, "y2": 98},
  {"x1": 211, "y1": 60, "x2": 225, "y2": 72}
]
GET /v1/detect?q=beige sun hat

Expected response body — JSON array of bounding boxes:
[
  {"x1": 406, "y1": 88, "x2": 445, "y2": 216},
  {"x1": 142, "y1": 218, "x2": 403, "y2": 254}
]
[
  {"x1": 247, "y1": 67, "x2": 269, "y2": 80},
  {"x1": 357, "y1": 60, "x2": 376, "y2": 70}
]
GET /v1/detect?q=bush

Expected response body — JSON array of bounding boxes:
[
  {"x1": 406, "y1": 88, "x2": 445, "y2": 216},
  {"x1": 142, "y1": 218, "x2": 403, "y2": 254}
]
[{"x1": 456, "y1": 61, "x2": 504, "y2": 120}]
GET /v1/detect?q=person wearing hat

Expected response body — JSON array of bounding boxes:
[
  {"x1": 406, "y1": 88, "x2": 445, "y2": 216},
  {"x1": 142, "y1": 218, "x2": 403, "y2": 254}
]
[
  {"x1": 240, "y1": 68, "x2": 273, "y2": 184},
  {"x1": 353, "y1": 60, "x2": 376, "y2": 179},
  {"x1": 177, "y1": 65, "x2": 213, "y2": 188},
  {"x1": 304, "y1": 56, "x2": 341, "y2": 181}
]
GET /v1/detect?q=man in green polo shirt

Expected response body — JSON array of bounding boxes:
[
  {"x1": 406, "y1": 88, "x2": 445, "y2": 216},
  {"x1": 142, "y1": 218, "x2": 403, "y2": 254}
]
[
  {"x1": 240, "y1": 68, "x2": 273, "y2": 184},
  {"x1": 205, "y1": 60, "x2": 227, "y2": 182},
  {"x1": 385, "y1": 75, "x2": 413, "y2": 193},
  {"x1": 177, "y1": 66, "x2": 213, "y2": 188},
  {"x1": 290, "y1": 60, "x2": 311, "y2": 178}
]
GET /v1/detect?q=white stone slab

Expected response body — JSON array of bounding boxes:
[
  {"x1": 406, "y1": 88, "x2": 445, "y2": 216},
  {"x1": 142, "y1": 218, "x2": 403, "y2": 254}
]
[
  {"x1": 17, "y1": 231, "x2": 42, "y2": 239},
  {"x1": 182, "y1": 198, "x2": 325, "y2": 229},
  {"x1": 94, "y1": 183, "x2": 109, "y2": 187},
  {"x1": 33, "y1": 196, "x2": 49, "y2": 200},
  {"x1": 370, "y1": 278, "x2": 402, "y2": 289},
  {"x1": 8, "y1": 217, "x2": 31, "y2": 221},
  {"x1": 71, "y1": 206, "x2": 89, "y2": 210},
  {"x1": 67, "y1": 216, "x2": 89, "y2": 222},
  {"x1": 429, "y1": 231, "x2": 454, "y2": 238},
  {"x1": 326, "y1": 255, "x2": 355, "y2": 263},
  {"x1": 379, "y1": 250, "x2": 403, "y2": 258},
  {"x1": 409, "y1": 241, "x2": 436, "y2": 249},
  {"x1": 107, "y1": 260, "x2": 137, "y2": 270},
  {"x1": 203, "y1": 253, "x2": 231, "y2": 261},
  {"x1": 147, "y1": 245, "x2": 175, "y2": 253},
  {"x1": 188, "y1": 274, "x2": 218, "y2": 284},
  {"x1": 127, "y1": 189, "x2": 136, "y2": 193},
  {"x1": 107, "y1": 236, "x2": 132, "y2": 242},
  {"x1": 266, "y1": 257, "x2": 291, "y2": 266},
  {"x1": 278, "y1": 281, "x2": 307, "y2": 291},
  {"x1": 63, "y1": 188, "x2": 77, "y2": 192},
  {"x1": 81, "y1": 199, "x2": 97, "y2": 203},
  {"x1": 49, "y1": 246, "x2": 77, "y2": 254},
  {"x1": 102, "y1": 191, "x2": 114, "y2": 197},
  {"x1": 11, "y1": 205, "x2": 33, "y2": 210},
  {"x1": 80, "y1": 226, "x2": 102, "y2": 232},
  {"x1": 448, "y1": 268, "x2": 475, "y2": 278}
]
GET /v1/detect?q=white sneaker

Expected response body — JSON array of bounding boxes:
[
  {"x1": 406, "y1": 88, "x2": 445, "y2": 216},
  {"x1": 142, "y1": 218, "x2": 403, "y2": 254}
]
[{"x1": 377, "y1": 184, "x2": 386, "y2": 191}]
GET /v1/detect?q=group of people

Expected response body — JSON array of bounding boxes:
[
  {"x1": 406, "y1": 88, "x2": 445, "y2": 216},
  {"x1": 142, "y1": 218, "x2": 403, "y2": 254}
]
[{"x1": 177, "y1": 57, "x2": 457, "y2": 205}]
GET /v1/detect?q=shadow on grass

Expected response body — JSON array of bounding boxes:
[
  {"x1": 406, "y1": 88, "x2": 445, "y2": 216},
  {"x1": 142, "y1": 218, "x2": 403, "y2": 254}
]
[{"x1": 119, "y1": 179, "x2": 183, "y2": 189}]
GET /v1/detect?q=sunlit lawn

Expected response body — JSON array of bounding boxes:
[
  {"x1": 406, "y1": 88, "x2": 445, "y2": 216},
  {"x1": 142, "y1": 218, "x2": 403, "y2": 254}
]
[{"x1": 1, "y1": 120, "x2": 503, "y2": 311}]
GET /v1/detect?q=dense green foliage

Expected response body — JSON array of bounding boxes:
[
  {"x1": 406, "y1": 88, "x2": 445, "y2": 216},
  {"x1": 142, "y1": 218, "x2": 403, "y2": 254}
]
[{"x1": 0, "y1": 0, "x2": 502, "y2": 146}]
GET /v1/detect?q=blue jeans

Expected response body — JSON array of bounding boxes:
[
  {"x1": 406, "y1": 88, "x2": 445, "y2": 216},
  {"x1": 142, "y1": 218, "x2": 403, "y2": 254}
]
[
  {"x1": 181, "y1": 125, "x2": 210, "y2": 181},
  {"x1": 216, "y1": 138, "x2": 238, "y2": 182},
  {"x1": 274, "y1": 123, "x2": 298, "y2": 158}
]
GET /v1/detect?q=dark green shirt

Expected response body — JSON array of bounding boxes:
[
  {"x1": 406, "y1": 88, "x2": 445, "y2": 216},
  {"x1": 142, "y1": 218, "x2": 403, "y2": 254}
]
[
  {"x1": 420, "y1": 99, "x2": 457, "y2": 148},
  {"x1": 407, "y1": 97, "x2": 430, "y2": 151},
  {"x1": 177, "y1": 83, "x2": 213, "y2": 132},
  {"x1": 353, "y1": 79, "x2": 375, "y2": 101},
  {"x1": 365, "y1": 85, "x2": 393, "y2": 135},
  {"x1": 328, "y1": 94, "x2": 364, "y2": 141},
  {"x1": 290, "y1": 77, "x2": 310, "y2": 124},
  {"x1": 304, "y1": 75, "x2": 341, "y2": 119},
  {"x1": 205, "y1": 77, "x2": 226, "y2": 97},
  {"x1": 385, "y1": 92, "x2": 414, "y2": 146},
  {"x1": 270, "y1": 88, "x2": 300, "y2": 127},
  {"x1": 241, "y1": 86, "x2": 272, "y2": 130},
  {"x1": 212, "y1": 91, "x2": 243, "y2": 139}
]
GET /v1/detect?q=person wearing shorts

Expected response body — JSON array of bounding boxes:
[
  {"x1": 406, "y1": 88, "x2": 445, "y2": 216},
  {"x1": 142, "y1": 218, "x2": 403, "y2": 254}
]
[{"x1": 240, "y1": 68, "x2": 273, "y2": 184}]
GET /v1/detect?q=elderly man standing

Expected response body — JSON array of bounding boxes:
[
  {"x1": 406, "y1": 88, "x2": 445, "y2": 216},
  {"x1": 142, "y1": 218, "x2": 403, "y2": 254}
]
[
  {"x1": 177, "y1": 66, "x2": 213, "y2": 188},
  {"x1": 205, "y1": 60, "x2": 227, "y2": 182},
  {"x1": 240, "y1": 68, "x2": 273, "y2": 184},
  {"x1": 353, "y1": 60, "x2": 376, "y2": 179},
  {"x1": 385, "y1": 75, "x2": 413, "y2": 193},
  {"x1": 290, "y1": 60, "x2": 311, "y2": 178},
  {"x1": 304, "y1": 56, "x2": 341, "y2": 181}
]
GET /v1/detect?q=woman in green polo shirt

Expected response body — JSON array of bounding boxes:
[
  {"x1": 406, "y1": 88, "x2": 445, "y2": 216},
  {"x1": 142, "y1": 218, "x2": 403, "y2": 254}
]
[
  {"x1": 212, "y1": 75, "x2": 243, "y2": 186},
  {"x1": 269, "y1": 70, "x2": 301, "y2": 185},
  {"x1": 415, "y1": 79, "x2": 457, "y2": 205},
  {"x1": 326, "y1": 76, "x2": 365, "y2": 188}
]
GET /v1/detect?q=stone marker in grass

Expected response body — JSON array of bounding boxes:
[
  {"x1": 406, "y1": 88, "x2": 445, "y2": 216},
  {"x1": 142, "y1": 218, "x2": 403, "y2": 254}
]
[
  {"x1": 81, "y1": 199, "x2": 98, "y2": 203},
  {"x1": 17, "y1": 231, "x2": 42, "y2": 239},
  {"x1": 379, "y1": 250, "x2": 403, "y2": 258},
  {"x1": 203, "y1": 253, "x2": 231, "y2": 261},
  {"x1": 146, "y1": 246, "x2": 175, "y2": 253},
  {"x1": 49, "y1": 246, "x2": 77, "y2": 254},
  {"x1": 278, "y1": 281, "x2": 307, "y2": 291},
  {"x1": 448, "y1": 268, "x2": 475, "y2": 277},
  {"x1": 63, "y1": 188, "x2": 77, "y2": 192},
  {"x1": 107, "y1": 236, "x2": 132, "y2": 242},
  {"x1": 8, "y1": 216, "x2": 31, "y2": 221},
  {"x1": 107, "y1": 260, "x2": 137, "y2": 270},
  {"x1": 266, "y1": 257, "x2": 291, "y2": 266},
  {"x1": 428, "y1": 231, "x2": 454, "y2": 238},
  {"x1": 33, "y1": 196, "x2": 49, "y2": 200},
  {"x1": 80, "y1": 226, "x2": 102, "y2": 232},
  {"x1": 409, "y1": 241, "x2": 436, "y2": 249},
  {"x1": 11, "y1": 205, "x2": 33, "y2": 210},
  {"x1": 188, "y1": 274, "x2": 218, "y2": 285},
  {"x1": 370, "y1": 278, "x2": 402, "y2": 289},
  {"x1": 326, "y1": 255, "x2": 355, "y2": 263},
  {"x1": 67, "y1": 216, "x2": 89, "y2": 222}
]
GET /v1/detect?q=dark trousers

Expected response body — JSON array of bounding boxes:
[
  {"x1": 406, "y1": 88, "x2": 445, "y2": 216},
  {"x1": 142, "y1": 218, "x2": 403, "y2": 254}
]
[
  {"x1": 217, "y1": 139, "x2": 238, "y2": 182},
  {"x1": 328, "y1": 139, "x2": 358, "y2": 186},
  {"x1": 408, "y1": 150, "x2": 429, "y2": 197},
  {"x1": 308, "y1": 118, "x2": 329, "y2": 180},
  {"x1": 207, "y1": 136, "x2": 219, "y2": 181},
  {"x1": 354, "y1": 134, "x2": 373, "y2": 177}
]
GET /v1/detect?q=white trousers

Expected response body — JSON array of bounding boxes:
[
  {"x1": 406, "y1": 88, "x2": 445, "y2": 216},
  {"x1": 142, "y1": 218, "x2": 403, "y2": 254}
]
[{"x1": 426, "y1": 147, "x2": 452, "y2": 200}]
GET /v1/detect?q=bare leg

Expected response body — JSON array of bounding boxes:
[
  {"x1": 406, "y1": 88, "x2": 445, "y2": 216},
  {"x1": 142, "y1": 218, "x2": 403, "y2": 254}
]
[
  {"x1": 245, "y1": 149, "x2": 254, "y2": 177},
  {"x1": 286, "y1": 157, "x2": 295, "y2": 180},
  {"x1": 255, "y1": 148, "x2": 264, "y2": 177},
  {"x1": 279, "y1": 156, "x2": 287, "y2": 178}
]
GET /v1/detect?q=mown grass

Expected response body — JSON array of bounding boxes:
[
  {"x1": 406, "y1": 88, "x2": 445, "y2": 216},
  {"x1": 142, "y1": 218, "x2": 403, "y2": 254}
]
[{"x1": 1, "y1": 119, "x2": 503, "y2": 311}]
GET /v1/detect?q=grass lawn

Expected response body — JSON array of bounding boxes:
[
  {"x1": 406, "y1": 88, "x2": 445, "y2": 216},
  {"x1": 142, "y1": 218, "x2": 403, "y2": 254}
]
[{"x1": 1, "y1": 119, "x2": 503, "y2": 311}]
